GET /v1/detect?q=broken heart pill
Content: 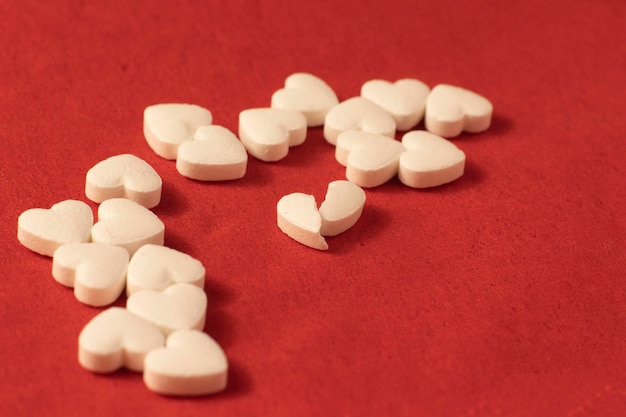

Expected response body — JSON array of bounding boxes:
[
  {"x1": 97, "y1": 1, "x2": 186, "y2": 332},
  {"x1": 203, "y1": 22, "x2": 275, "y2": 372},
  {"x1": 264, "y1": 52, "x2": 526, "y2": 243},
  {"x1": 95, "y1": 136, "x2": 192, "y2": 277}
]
[
  {"x1": 91, "y1": 198, "x2": 164, "y2": 255},
  {"x1": 176, "y1": 125, "x2": 247, "y2": 181},
  {"x1": 335, "y1": 131, "x2": 406, "y2": 188},
  {"x1": 271, "y1": 72, "x2": 339, "y2": 127},
  {"x1": 361, "y1": 78, "x2": 430, "y2": 131},
  {"x1": 425, "y1": 84, "x2": 493, "y2": 138},
  {"x1": 127, "y1": 283, "x2": 208, "y2": 336},
  {"x1": 398, "y1": 130, "x2": 466, "y2": 188},
  {"x1": 17, "y1": 200, "x2": 93, "y2": 257},
  {"x1": 144, "y1": 103, "x2": 213, "y2": 160},
  {"x1": 277, "y1": 193, "x2": 328, "y2": 250},
  {"x1": 52, "y1": 242, "x2": 129, "y2": 307},
  {"x1": 323, "y1": 97, "x2": 396, "y2": 146},
  {"x1": 126, "y1": 244, "x2": 205, "y2": 296},
  {"x1": 85, "y1": 154, "x2": 162, "y2": 208},
  {"x1": 319, "y1": 180, "x2": 366, "y2": 237},
  {"x1": 238, "y1": 108, "x2": 307, "y2": 162},
  {"x1": 143, "y1": 329, "x2": 228, "y2": 396},
  {"x1": 78, "y1": 307, "x2": 165, "y2": 373}
]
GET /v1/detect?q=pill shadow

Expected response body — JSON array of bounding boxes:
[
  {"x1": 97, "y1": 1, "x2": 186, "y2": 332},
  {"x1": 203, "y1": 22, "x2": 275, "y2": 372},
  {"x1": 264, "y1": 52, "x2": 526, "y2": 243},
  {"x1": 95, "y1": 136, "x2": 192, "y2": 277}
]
[
  {"x1": 154, "y1": 181, "x2": 190, "y2": 216},
  {"x1": 204, "y1": 276, "x2": 236, "y2": 305},
  {"x1": 270, "y1": 128, "x2": 336, "y2": 170},
  {"x1": 203, "y1": 278, "x2": 237, "y2": 349},
  {"x1": 162, "y1": 228, "x2": 197, "y2": 254},
  {"x1": 489, "y1": 113, "x2": 514, "y2": 135},
  {"x1": 328, "y1": 205, "x2": 391, "y2": 254},
  {"x1": 236, "y1": 158, "x2": 273, "y2": 187},
  {"x1": 460, "y1": 159, "x2": 485, "y2": 187},
  {"x1": 218, "y1": 359, "x2": 253, "y2": 398},
  {"x1": 203, "y1": 307, "x2": 236, "y2": 349},
  {"x1": 154, "y1": 359, "x2": 252, "y2": 401}
]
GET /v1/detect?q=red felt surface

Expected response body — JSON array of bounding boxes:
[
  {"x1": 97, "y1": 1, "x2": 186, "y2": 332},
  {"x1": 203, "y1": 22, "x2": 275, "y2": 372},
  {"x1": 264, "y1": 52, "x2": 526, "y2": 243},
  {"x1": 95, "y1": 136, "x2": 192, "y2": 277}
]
[{"x1": 1, "y1": 0, "x2": 625, "y2": 416}]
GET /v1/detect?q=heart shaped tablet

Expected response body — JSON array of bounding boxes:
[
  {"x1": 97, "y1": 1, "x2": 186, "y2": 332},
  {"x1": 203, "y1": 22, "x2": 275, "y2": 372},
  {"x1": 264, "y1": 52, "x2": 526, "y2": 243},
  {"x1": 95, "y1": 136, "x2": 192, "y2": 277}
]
[
  {"x1": 425, "y1": 84, "x2": 493, "y2": 138},
  {"x1": 398, "y1": 130, "x2": 466, "y2": 188},
  {"x1": 127, "y1": 244, "x2": 205, "y2": 296},
  {"x1": 238, "y1": 108, "x2": 307, "y2": 162},
  {"x1": 91, "y1": 198, "x2": 164, "y2": 256},
  {"x1": 85, "y1": 154, "x2": 162, "y2": 208},
  {"x1": 361, "y1": 78, "x2": 430, "y2": 131},
  {"x1": 277, "y1": 193, "x2": 328, "y2": 250},
  {"x1": 335, "y1": 131, "x2": 406, "y2": 188},
  {"x1": 127, "y1": 283, "x2": 207, "y2": 336},
  {"x1": 144, "y1": 329, "x2": 228, "y2": 396},
  {"x1": 176, "y1": 125, "x2": 247, "y2": 181},
  {"x1": 319, "y1": 180, "x2": 366, "y2": 236},
  {"x1": 17, "y1": 200, "x2": 93, "y2": 257},
  {"x1": 53, "y1": 242, "x2": 129, "y2": 306},
  {"x1": 144, "y1": 103, "x2": 213, "y2": 160},
  {"x1": 79, "y1": 307, "x2": 165, "y2": 373},
  {"x1": 271, "y1": 72, "x2": 339, "y2": 127},
  {"x1": 323, "y1": 97, "x2": 396, "y2": 146}
]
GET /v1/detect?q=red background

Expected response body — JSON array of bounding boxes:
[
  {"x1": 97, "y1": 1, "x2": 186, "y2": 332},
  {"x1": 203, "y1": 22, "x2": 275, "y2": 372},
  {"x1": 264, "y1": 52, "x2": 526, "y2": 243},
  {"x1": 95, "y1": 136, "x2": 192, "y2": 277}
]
[{"x1": 1, "y1": 0, "x2": 625, "y2": 416}]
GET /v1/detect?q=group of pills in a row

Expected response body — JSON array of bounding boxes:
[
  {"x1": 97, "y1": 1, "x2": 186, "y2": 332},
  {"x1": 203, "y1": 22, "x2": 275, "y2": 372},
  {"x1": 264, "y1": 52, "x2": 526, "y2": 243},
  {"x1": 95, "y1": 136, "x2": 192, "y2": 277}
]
[{"x1": 17, "y1": 72, "x2": 493, "y2": 396}]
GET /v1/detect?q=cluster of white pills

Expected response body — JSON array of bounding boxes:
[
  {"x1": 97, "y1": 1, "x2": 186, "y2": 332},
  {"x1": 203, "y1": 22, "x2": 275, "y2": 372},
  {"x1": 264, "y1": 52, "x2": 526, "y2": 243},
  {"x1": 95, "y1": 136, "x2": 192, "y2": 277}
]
[
  {"x1": 267, "y1": 73, "x2": 491, "y2": 247},
  {"x1": 17, "y1": 156, "x2": 228, "y2": 397},
  {"x1": 17, "y1": 72, "x2": 493, "y2": 395},
  {"x1": 138, "y1": 73, "x2": 491, "y2": 249}
]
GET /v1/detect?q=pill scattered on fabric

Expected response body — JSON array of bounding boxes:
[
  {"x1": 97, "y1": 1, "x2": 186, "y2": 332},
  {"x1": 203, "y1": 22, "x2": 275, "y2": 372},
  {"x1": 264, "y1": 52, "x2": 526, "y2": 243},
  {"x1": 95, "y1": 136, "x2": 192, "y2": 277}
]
[
  {"x1": 85, "y1": 154, "x2": 162, "y2": 208},
  {"x1": 176, "y1": 125, "x2": 247, "y2": 181},
  {"x1": 52, "y1": 242, "x2": 129, "y2": 307},
  {"x1": 126, "y1": 244, "x2": 205, "y2": 296},
  {"x1": 335, "y1": 131, "x2": 406, "y2": 188},
  {"x1": 425, "y1": 84, "x2": 493, "y2": 138},
  {"x1": 277, "y1": 193, "x2": 328, "y2": 250},
  {"x1": 319, "y1": 180, "x2": 366, "y2": 237},
  {"x1": 78, "y1": 307, "x2": 165, "y2": 373},
  {"x1": 323, "y1": 97, "x2": 396, "y2": 146},
  {"x1": 17, "y1": 72, "x2": 495, "y2": 399},
  {"x1": 143, "y1": 329, "x2": 228, "y2": 396},
  {"x1": 271, "y1": 72, "x2": 339, "y2": 127},
  {"x1": 238, "y1": 108, "x2": 307, "y2": 162},
  {"x1": 90, "y1": 198, "x2": 164, "y2": 256},
  {"x1": 361, "y1": 78, "x2": 430, "y2": 131},
  {"x1": 126, "y1": 283, "x2": 208, "y2": 336},
  {"x1": 144, "y1": 103, "x2": 213, "y2": 160},
  {"x1": 17, "y1": 200, "x2": 93, "y2": 257},
  {"x1": 398, "y1": 130, "x2": 466, "y2": 188}
]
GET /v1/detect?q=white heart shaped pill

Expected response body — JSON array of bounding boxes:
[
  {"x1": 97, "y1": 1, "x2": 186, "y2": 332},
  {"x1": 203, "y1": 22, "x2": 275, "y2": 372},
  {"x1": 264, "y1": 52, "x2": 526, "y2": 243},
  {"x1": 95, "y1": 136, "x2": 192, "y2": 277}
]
[
  {"x1": 319, "y1": 180, "x2": 366, "y2": 237},
  {"x1": 398, "y1": 130, "x2": 466, "y2": 188},
  {"x1": 127, "y1": 244, "x2": 205, "y2": 296},
  {"x1": 271, "y1": 72, "x2": 339, "y2": 127},
  {"x1": 361, "y1": 78, "x2": 430, "y2": 131},
  {"x1": 52, "y1": 242, "x2": 129, "y2": 307},
  {"x1": 127, "y1": 283, "x2": 207, "y2": 336},
  {"x1": 85, "y1": 154, "x2": 162, "y2": 208},
  {"x1": 144, "y1": 329, "x2": 228, "y2": 396},
  {"x1": 17, "y1": 200, "x2": 93, "y2": 257},
  {"x1": 176, "y1": 125, "x2": 248, "y2": 181},
  {"x1": 424, "y1": 84, "x2": 493, "y2": 138},
  {"x1": 144, "y1": 103, "x2": 213, "y2": 160},
  {"x1": 79, "y1": 307, "x2": 165, "y2": 373},
  {"x1": 91, "y1": 198, "x2": 164, "y2": 255},
  {"x1": 323, "y1": 97, "x2": 396, "y2": 146},
  {"x1": 277, "y1": 193, "x2": 328, "y2": 250},
  {"x1": 336, "y1": 131, "x2": 406, "y2": 188},
  {"x1": 238, "y1": 108, "x2": 307, "y2": 162}
]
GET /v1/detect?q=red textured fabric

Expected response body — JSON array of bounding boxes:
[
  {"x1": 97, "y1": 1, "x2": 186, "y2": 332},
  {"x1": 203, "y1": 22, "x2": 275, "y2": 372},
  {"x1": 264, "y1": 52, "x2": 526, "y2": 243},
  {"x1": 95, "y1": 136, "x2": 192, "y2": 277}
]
[{"x1": 1, "y1": 0, "x2": 625, "y2": 416}]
